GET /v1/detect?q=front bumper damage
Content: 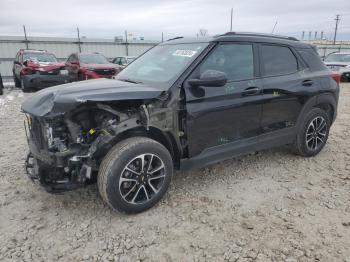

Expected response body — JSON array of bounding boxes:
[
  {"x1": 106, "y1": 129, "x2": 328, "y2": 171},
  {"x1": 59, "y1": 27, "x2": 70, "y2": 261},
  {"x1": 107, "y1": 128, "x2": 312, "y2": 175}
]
[
  {"x1": 24, "y1": 140, "x2": 92, "y2": 193},
  {"x1": 22, "y1": 73, "x2": 70, "y2": 89},
  {"x1": 21, "y1": 79, "x2": 175, "y2": 193},
  {"x1": 23, "y1": 115, "x2": 96, "y2": 193},
  {"x1": 23, "y1": 104, "x2": 145, "y2": 193}
]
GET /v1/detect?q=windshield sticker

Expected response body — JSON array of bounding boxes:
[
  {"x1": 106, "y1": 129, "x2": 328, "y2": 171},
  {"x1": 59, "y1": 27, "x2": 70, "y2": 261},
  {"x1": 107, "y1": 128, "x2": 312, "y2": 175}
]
[{"x1": 172, "y1": 50, "x2": 197, "y2": 57}]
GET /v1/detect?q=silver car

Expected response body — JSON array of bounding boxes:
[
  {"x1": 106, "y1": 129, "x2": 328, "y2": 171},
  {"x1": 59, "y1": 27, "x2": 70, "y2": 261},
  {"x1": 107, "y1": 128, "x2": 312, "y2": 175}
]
[
  {"x1": 112, "y1": 56, "x2": 137, "y2": 70},
  {"x1": 324, "y1": 52, "x2": 350, "y2": 82}
]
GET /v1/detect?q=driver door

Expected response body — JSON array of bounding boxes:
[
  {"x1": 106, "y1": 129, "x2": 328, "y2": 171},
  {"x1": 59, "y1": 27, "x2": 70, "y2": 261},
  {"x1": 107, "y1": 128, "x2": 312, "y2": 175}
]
[{"x1": 184, "y1": 42, "x2": 263, "y2": 157}]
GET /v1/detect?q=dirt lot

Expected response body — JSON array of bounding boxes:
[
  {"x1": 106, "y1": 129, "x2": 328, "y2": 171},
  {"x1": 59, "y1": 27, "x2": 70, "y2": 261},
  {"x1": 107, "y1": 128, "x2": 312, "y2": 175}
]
[{"x1": 0, "y1": 84, "x2": 350, "y2": 262}]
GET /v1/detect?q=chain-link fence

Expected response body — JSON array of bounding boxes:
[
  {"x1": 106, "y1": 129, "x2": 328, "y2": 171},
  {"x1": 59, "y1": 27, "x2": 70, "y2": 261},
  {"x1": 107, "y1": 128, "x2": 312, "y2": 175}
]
[{"x1": 316, "y1": 44, "x2": 350, "y2": 60}]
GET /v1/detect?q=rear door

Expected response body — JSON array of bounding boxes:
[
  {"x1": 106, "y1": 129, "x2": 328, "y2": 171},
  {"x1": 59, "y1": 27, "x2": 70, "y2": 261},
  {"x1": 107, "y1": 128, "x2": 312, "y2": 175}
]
[
  {"x1": 184, "y1": 42, "x2": 263, "y2": 157},
  {"x1": 259, "y1": 44, "x2": 315, "y2": 135}
]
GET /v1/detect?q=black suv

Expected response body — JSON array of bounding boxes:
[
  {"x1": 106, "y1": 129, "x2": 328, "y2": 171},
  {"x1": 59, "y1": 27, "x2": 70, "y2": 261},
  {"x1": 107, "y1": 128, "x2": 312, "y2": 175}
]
[{"x1": 22, "y1": 32, "x2": 339, "y2": 213}]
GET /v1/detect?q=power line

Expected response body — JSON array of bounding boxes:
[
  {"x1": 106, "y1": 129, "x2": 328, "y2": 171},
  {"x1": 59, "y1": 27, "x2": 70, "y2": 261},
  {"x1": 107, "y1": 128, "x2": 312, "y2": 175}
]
[{"x1": 333, "y1": 14, "x2": 341, "y2": 44}]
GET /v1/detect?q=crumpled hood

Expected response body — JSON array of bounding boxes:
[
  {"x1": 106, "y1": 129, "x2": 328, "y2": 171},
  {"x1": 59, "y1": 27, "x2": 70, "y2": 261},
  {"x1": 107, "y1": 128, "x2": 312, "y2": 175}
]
[
  {"x1": 27, "y1": 61, "x2": 65, "y2": 71},
  {"x1": 21, "y1": 78, "x2": 164, "y2": 117}
]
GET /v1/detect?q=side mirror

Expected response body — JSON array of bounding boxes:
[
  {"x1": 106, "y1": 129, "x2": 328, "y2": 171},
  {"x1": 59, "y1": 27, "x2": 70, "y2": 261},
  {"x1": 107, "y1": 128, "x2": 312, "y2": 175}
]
[
  {"x1": 14, "y1": 61, "x2": 21, "y2": 65},
  {"x1": 188, "y1": 70, "x2": 227, "y2": 87}
]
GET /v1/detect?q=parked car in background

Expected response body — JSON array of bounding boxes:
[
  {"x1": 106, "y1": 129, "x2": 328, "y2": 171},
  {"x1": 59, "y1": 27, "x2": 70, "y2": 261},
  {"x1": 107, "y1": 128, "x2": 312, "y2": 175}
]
[
  {"x1": 22, "y1": 32, "x2": 339, "y2": 214},
  {"x1": 0, "y1": 72, "x2": 3, "y2": 95},
  {"x1": 65, "y1": 53, "x2": 121, "y2": 81},
  {"x1": 13, "y1": 49, "x2": 69, "y2": 92},
  {"x1": 324, "y1": 52, "x2": 350, "y2": 82},
  {"x1": 112, "y1": 56, "x2": 137, "y2": 69}
]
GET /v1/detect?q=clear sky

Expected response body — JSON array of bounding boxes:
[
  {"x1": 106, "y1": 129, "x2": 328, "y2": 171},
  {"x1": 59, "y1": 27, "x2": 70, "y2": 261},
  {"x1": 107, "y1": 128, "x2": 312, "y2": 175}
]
[{"x1": 0, "y1": 0, "x2": 349, "y2": 41}]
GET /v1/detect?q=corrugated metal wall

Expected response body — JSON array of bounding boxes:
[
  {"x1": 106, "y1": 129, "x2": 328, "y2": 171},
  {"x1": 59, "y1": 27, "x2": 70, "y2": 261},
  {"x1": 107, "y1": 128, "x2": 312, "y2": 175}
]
[{"x1": 0, "y1": 36, "x2": 157, "y2": 78}]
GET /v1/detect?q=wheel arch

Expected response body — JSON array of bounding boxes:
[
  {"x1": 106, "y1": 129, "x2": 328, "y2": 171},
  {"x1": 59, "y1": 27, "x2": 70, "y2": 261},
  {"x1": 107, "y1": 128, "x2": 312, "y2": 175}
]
[
  {"x1": 315, "y1": 93, "x2": 337, "y2": 124},
  {"x1": 106, "y1": 126, "x2": 181, "y2": 169},
  {"x1": 296, "y1": 94, "x2": 337, "y2": 129}
]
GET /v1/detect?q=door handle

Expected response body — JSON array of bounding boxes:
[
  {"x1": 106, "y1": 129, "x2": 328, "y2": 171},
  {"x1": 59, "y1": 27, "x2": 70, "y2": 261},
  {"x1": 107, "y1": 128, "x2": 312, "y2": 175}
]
[
  {"x1": 242, "y1": 87, "x2": 260, "y2": 96},
  {"x1": 302, "y1": 80, "x2": 313, "y2": 86}
]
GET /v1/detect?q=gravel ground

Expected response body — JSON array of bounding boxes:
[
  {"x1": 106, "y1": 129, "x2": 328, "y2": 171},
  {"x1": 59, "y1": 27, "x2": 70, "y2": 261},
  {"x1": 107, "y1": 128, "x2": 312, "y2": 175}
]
[{"x1": 0, "y1": 84, "x2": 350, "y2": 262}]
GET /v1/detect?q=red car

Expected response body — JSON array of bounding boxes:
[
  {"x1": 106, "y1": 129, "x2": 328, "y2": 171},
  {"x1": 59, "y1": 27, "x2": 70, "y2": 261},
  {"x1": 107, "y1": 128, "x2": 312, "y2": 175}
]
[
  {"x1": 13, "y1": 49, "x2": 69, "y2": 92},
  {"x1": 65, "y1": 53, "x2": 121, "y2": 81}
]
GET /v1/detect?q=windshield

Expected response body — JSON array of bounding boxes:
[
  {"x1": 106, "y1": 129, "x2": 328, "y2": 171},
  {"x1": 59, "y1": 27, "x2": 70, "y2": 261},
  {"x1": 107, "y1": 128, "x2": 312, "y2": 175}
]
[
  {"x1": 23, "y1": 53, "x2": 57, "y2": 63},
  {"x1": 80, "y1": 54, "x2": 109, "y2": 64},
  {"x1": 325, "y1": 53, "x2": 350, "y2": 63},
  {"x1": 117, "y1": 43, "x2": 208, "y2": 85}
]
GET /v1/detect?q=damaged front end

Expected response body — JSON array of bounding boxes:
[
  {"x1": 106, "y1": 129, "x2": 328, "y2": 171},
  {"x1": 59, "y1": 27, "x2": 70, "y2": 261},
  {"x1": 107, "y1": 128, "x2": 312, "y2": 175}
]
[
  {"x1": 24, "y1": 102, "x2": 150, "y2": 192},
  {"x1": 22, "y1": 79, "x2": 174, "y2": 193}
]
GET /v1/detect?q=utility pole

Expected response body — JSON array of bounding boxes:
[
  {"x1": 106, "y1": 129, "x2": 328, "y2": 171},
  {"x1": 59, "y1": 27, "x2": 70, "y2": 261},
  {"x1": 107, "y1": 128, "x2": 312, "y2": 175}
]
[
  {"x1": 161, "y1": 32, "x2": 164, "y2": 42},
  {"x1": 271, "y1": 21, "x2": 277, "y2": 34},
  {"x1": 301, "y1": 31, "x2": 305, "y2": 40},
  {"x1": 23, "y1": 25, "x2": 29, "y2": 49},
  {"x1": 333, "y1": 14, "x2": 340, "y2": 44},
  {"x1": 308, "y1": 31, "x2": 312, "y2": 41},
  {"x1": 230, "y1": 8, "x2": 233, "y2": 32},
  {"x1": 125, "y1": 30, "x2": 129, "y2": 56},
  {"x1": 314, "y1": 31, "x2": 317, "y2": 40},
  {"x1": 321, "y1": 31, "x2": 324, "y2": 40},
  {"x1": 77, "y1": 27, "x2": 82, "y2": 52}
]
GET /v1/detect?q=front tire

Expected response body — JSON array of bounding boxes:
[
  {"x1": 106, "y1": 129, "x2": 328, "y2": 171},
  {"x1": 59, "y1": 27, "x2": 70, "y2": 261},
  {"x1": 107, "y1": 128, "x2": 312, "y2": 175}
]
[
  {"x1": 20, "y1": 76, "x2": 31, "y2": 92},
  {"x1": 98, "y1": 137, "x2": 173, "y2": 214},
  {"x1": 292, "y1": 108, "x2": 330, "y2": 157},
  {"x1": 0, "y1": 74, "x2": 3, "y2": 95},
  {"x1": 14, "y1": 73, "x2": 21, "y2": 87}
]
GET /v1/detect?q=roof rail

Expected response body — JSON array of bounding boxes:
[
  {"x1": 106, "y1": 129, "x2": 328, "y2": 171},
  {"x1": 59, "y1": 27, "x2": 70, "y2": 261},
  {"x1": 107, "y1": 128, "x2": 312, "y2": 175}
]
[
  {"x1": 216, "y1": 32, "x2": 298, "y2": 41},
  {"x1": 166, "y1": 37, "x2": 184, "y2": 42},
  {"x1": 20, "y1": 48, "x2": 47, "y2": 52}
]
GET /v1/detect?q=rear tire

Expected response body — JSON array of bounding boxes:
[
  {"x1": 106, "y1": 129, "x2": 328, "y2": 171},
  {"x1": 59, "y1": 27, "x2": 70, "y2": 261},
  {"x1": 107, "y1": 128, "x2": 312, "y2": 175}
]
[
  {"x1": 97, "y1": 137, "x2": 173, "y2": 214},
  {"x1": 292, "y1": 108, "x2": 330, "y2": 157}
]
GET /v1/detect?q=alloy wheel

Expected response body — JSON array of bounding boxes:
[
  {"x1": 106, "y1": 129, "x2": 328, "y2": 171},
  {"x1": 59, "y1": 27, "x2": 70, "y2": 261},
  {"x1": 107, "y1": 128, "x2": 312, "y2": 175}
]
[
  {"x1": 118, "y1": 153, "x2": 166, "y2": 204},
  {"x1": 305, "y1": 116, "x2": 327, "y2": 151}
]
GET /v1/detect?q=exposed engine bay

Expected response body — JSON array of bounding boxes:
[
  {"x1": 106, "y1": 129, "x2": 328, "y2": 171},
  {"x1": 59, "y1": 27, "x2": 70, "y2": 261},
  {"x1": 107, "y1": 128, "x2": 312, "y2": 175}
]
[{"x1": 24, "y1": 97, "x2": 181, "y2": 192}]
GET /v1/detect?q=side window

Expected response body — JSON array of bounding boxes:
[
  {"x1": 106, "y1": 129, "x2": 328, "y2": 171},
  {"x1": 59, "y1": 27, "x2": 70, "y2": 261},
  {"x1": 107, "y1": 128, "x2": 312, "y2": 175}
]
[
  {"x1": 122, "y1": 58, "x2": 127, "y2": 65},
  {"x1": 199, "y1": 43, "x2": 254, "y2": 81},
  {"x1": 261, "y1": 45, "x2": 298, "y2": 76}
]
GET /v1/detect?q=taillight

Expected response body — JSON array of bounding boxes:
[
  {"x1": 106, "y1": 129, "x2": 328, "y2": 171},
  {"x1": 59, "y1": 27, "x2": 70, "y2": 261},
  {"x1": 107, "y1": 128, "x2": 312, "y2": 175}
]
[{"x1": 331, "y1": 72, "x2": 341, "y2": 86}]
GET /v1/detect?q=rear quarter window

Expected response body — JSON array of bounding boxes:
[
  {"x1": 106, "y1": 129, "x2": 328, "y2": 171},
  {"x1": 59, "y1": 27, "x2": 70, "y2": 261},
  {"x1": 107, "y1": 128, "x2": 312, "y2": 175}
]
[
  {"x1": 297, "y1": 49, "x2": 328, "y2": 71},
  {"x1": 261, "y1": 45, "x2": 298, "y2": 77}
]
